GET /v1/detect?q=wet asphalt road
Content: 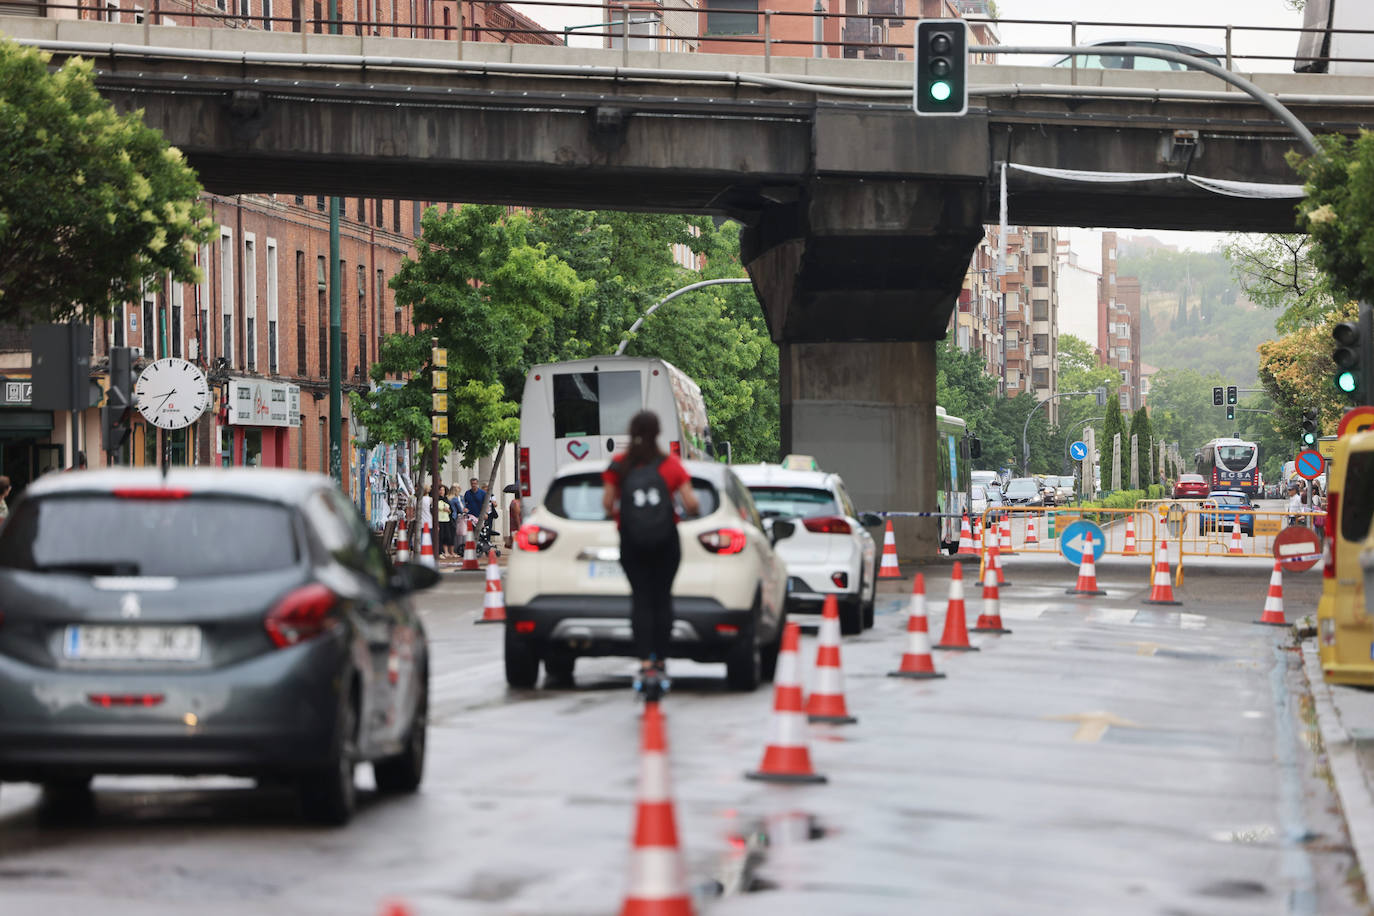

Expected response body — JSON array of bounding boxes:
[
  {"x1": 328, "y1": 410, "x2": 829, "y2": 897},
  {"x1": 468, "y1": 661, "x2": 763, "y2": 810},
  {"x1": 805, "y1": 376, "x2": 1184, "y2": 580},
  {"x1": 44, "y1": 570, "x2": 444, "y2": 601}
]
[{"x1": 0, "y1": 536, "x2": 1365, "y2": 916}]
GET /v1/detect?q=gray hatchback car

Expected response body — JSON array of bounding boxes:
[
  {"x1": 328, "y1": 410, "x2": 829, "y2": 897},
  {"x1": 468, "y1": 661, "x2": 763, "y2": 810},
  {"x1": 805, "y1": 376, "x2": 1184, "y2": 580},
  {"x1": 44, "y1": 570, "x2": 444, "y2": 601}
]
[{"x1": 0, "y1": 468, "x2": 439, "y2": 824}]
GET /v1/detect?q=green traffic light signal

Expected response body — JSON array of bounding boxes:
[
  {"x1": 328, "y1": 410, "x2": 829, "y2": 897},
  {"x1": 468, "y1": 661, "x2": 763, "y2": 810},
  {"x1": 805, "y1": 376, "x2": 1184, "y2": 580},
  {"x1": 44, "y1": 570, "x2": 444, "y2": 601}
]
[
  {"x1": 929, "y1": 81, "x2": 952, "y2": 101},
  {"x1": 1303, "y1": 432, "x2": 1317, "y2": 446},
  {"x1": 1338, "y1": 369, "x2": 1359, "y2": 393}
]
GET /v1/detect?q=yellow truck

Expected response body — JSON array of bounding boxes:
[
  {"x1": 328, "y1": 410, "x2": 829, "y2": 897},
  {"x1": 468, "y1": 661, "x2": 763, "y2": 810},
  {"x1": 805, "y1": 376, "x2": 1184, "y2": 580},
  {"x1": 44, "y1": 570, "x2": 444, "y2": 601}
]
[{"x1": 1317, "y1": 429, "x2": 1374, "y2": 685}]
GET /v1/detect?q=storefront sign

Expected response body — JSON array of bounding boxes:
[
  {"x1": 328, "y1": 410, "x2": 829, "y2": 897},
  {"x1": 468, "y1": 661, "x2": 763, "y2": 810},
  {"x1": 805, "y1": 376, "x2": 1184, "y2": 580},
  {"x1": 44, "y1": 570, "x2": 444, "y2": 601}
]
[
  {"x1": 0, "y1": 377, "x2": 33, "y2": 407},
  {"x1": 228, "y1": 378, "x2": 300, "y2": 427}
]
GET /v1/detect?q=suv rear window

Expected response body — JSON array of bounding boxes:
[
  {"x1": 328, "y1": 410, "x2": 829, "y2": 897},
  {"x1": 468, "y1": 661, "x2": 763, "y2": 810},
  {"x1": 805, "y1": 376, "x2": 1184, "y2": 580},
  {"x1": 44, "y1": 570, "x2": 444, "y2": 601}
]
[
  {"x1": 746, "y1": 487, "x2": 838, "y2": 519},
  {"x1": 0, "y1": 495, "x2": 299, "y2": 577},
  {"x1": 1343, "y1": 450, "x2": 1374, "y2": 544},
  {"x1": 546, "y1": 473, "x2": 718, "y2": 521}
]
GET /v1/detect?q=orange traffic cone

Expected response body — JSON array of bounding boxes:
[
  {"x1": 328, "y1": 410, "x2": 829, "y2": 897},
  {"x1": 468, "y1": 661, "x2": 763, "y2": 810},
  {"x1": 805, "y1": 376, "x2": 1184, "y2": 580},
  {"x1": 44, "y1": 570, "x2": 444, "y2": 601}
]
[
  {"x1": 379, "y1": 903, "x2": 412, "y2": 916},
  {"x1": 475, "y1": 549, "x2": 506, "y2": 624},
  {"x1": 1024, "y1": 514, "x2": 1039, "y2": 545},
  {"x1": 999, "y1": 513, "x2": 1015, "y2": 555},
  {"x1": 888, "y1": 574, "x2": 945, "y2": 680},
  {"x1": 806, "y1": 595, "x2": 857, "y2": 724},
  {"x1": 935, "y1": 562, "x2": 978, "y2": 652},
  {"x1": 1256, "y1": 560, "x2": 1287, "y2": 626},
  {"x1": 957, "y1": 514, "x2": 977, "y2": 556},
  {"x1": 746, "y1": 621, "x2": 827, "y2": 784},
  {"x1": 1143, "y1": 534, "x2": 1181, "y2": 605},
  {"x1": 418, "y1": 522, "x2": 437, "y2": 569},
  {"x1": 1066, "y1": 531, "x2": 1105, "y2": 596},
  {"x1": 461, "y1": 515, "x2": 480, "y2": 571},
  {"x1": 877, "y1": 520, "x2": 902, "y2": 578},
  {"x1": 1122, "y1": 514, "x2": 1138, "y2": 555},
  {"x1": 974, "y1": 562, "x2": 1012, "y2": 634},
  {"x1": 972, "y1": 516, "x2": 983, "y2": 555},
  {"x1": 620, "y1": 702, "x2": 695, "y2": 916},
  {"x1": 394, "y1": 521, "x2": 411, "y2": 566},
  {"x1": 1229, "y1": 517, "x2": 1244, "y2": 555},
  {"x1": 990, "y1": 542, "x2": 1010, "y2": 587}
]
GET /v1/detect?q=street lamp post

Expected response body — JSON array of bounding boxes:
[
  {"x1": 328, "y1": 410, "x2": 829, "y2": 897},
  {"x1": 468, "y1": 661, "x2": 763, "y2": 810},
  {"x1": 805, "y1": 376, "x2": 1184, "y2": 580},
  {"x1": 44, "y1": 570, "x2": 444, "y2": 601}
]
[{"x1": 614, "y1": 278, "x2": 753, "y2": 356}]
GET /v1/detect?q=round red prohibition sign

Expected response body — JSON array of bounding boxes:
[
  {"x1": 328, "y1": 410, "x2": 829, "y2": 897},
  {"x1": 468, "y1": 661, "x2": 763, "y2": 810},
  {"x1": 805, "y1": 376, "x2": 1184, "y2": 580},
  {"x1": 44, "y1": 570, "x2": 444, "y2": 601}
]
[
  {"x1": 1294, "y1": 449, "x2": 1324, "y2": 480},
  {"x1": 1274, "y1": 525, "x2": 1322, "y2": 573}
]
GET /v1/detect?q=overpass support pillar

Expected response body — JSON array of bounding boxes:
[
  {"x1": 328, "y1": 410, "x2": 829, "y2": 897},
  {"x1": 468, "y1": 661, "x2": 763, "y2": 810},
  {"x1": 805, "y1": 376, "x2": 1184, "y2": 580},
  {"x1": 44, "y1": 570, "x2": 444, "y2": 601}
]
[{"x1": 780, "y1": 340, "x2": 939, "y2": 558}]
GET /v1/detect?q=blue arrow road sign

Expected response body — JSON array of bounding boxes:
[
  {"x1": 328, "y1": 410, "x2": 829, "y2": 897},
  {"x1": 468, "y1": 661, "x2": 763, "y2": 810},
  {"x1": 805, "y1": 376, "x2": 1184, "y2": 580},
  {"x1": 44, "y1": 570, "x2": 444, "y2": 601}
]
[
  {"x1": 1069, "y1": 440, "x2": 1089, "y2": 461},
  {"x1": 1060, "y1": 520, "x2": 1106, "y2": 566}
]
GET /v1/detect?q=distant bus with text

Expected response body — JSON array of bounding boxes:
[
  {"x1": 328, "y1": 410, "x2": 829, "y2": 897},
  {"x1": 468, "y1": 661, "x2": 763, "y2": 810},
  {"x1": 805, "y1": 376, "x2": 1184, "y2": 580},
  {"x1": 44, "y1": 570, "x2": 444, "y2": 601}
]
[{"x1": 1195, "y1": 437, "x2": 1260, "y2": 497}]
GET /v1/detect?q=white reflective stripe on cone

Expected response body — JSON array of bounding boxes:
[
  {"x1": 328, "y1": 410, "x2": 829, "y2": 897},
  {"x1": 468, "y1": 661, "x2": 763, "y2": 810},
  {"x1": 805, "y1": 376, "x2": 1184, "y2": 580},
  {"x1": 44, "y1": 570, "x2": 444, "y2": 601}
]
[
  {"x1": 812, "y1": 665, "x2": 845, "y2": 695},
  {"x1": 769, "y1": 710, "x2": 811, "y2": 746},
  {"x1": 637, "y1": 751, "x2": 671, "y2": 803},
  {"x1": 774, "y1": 652, "x2": 800, "y2": 687},
  {"x1": 625, "y1": 848, "x2": 689, "y2": 896}
]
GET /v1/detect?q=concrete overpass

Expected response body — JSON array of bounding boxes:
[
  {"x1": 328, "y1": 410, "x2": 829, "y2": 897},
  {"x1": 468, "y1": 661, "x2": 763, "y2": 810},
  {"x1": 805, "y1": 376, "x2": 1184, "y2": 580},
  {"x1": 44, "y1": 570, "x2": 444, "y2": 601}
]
[{"x1": 8, "y1": 17, "x2": 1374, "y2": 551}]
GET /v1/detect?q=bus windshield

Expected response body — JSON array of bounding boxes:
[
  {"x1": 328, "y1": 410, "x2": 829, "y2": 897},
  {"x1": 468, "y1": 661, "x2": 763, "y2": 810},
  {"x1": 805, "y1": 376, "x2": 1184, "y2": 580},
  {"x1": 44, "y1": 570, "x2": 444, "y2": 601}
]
[{"x1": 1217, "y1": 445, "x2": 1256, "y2": 472}]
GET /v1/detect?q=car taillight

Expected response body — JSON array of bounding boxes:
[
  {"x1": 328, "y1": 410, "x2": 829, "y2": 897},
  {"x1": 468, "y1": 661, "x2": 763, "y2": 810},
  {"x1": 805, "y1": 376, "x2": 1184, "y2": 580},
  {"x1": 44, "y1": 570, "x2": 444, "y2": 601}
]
[
  {"x1": 88, "y1": 693, "x2": 164, "y2": 707},
  {"x1": 515, "y1": 523, "x2": 557, "y2": 551},
  {"x1": 519, "y1": 447, "x2": 531, "y2": 498},
  {"x1": 265, "y1": 583, "x2": 339, "y2": 649},
  {"x1": 802, "y1": 516, "x2": 852, "y2": 535},
  {"x1": 1325, "y1": 491, "x2": 1339, "y2": 580},
  {"x1": 831, "y1": 572, "x2": 849, "y2": 588},
  {"x1": 699, "y1": 528, "x2": 747, "y2": 554},
  {"x1": 113, "y1": 487, "x2": 191, "y2": 500}
]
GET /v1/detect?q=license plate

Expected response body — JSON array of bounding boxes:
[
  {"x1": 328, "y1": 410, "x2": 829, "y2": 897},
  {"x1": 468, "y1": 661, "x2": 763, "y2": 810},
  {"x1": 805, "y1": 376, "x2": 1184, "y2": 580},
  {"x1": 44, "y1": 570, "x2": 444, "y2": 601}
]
[
  {"x1": 64, "y1": 625, "x2": 203, "y2": 662},
  {"x1": 587, "y1": 561, "x2": 624, "y2": 579}
]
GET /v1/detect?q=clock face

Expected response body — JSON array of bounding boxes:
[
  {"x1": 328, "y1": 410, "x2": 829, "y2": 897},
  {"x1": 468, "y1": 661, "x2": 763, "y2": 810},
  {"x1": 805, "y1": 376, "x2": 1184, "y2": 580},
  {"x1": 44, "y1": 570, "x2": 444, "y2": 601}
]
[{"x1": 133, "y1": 358, "x2": 211, "y2": 430}]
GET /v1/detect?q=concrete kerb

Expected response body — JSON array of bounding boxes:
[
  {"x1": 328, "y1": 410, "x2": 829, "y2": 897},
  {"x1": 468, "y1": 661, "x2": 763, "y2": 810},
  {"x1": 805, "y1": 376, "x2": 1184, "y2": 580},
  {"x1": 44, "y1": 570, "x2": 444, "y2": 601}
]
[{"x1": 1301, "y1": 640, "x2": 1374, "y2": 903}]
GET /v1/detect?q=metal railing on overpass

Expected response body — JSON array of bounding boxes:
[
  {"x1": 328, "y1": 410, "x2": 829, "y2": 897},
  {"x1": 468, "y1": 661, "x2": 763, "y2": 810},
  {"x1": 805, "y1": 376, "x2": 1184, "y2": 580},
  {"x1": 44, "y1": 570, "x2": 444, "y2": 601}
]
[{"x1": 27, "y1": 1, "x2": 1374, "y2": 77}]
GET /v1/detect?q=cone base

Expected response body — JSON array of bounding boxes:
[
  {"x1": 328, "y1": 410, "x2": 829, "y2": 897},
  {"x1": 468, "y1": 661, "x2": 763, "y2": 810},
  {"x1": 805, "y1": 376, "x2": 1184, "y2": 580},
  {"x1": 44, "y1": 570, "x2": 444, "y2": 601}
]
[
  {"x1": 808, "y1": 714, "x2": 858, "y2": 725},
  {"x1": 1255, "y1": 618, "x2": 1289, "y2": 627},
  {"x1": 934, "y1": 644, "x2": 980, "y2": 652},
  {"x1": 1142, "y1": 598, "x2": 1183, "y2": 606},
  {"x1": 474, "y1": 617, "x2": 504, "y2": 625},
  {"x1": 745, "y1": 770, "x2": 828, "y2": 784},
  {"x1": 995, "y1": 579, "x2": 1013, "y2": 587},
  {"x1": 877, "y1": 570, "x2": 904, "y2": 579},
  {"x1": 1122, "y1": 549, "x2": 1138, "y2": 556},
  {"x1": 1066, "y1": 588, "x2": 1107, "y2": 596},
  {"x1": 972, "y1": 625, "x2": 1012, "y2": 634},
  {"x1": 621, "y1": 896, "x2": 694, "y2": 916},
  {"x1": 887, "y1": 670, "x2": 946, "y2": 679}
]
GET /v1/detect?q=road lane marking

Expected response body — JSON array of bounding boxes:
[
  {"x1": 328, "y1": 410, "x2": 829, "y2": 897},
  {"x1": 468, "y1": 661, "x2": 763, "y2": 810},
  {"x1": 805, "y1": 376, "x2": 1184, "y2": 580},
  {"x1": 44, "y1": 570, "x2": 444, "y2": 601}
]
[{"x1": 1045, "y1": 710, "x2": 1141, "y2": 743}]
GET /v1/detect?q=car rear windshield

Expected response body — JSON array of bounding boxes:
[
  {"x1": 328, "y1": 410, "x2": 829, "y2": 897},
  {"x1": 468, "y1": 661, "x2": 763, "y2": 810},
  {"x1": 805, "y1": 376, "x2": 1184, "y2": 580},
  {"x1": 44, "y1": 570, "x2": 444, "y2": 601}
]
[
  {"x1": 545, "y1": 473, "x2": 718, "y2": 521},
  {"x1": 553, "y1": 371, "x2": 642, "y2": 439},
  {"x1": 1343, "y1": 450, "x2": 1374, "y2": 544},
  {"x1": 746, "y1": 487, "x2": 839, "y2": 519},
  {"x1": 1005, "y1": 479, "x2": 1038, "y2": 498},
  {"x1": 0, "y1": 495, "x2": 299, "y2": 577}
]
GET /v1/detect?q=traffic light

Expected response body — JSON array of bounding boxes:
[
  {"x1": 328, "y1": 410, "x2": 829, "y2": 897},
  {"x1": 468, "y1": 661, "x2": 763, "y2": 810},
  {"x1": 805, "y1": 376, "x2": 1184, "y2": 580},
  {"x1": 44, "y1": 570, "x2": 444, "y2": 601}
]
[
  {"x1": 1226, "y1": 405, "x2": 1235, "y2": 421},
  {"x1": 1212, "y1": 386, "x2": 1223, "y2": 406},
  {"x1": 1301, "y1": 408, "x2": 1320, "y2": 447},
  {"x1": 1226, "y1": 386, "x2": 1238, "y2": 405},
  {"x1": 102, "y1": 346, "x2": 133, "y2": 454},
  {"x1": 914, "y1": 20, "x2": 969, "y2": 117},
  {"x1": 1333, "y1": 319, "x2": 1363, "y2": 398}
]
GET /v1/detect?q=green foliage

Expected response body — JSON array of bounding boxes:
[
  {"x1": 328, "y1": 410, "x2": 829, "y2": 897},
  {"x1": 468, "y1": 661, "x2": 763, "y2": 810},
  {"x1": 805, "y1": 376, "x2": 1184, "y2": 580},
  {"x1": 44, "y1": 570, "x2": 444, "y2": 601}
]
[
  {"x1": 0, "y1": 40, "x2": 214, "y2": 324},
  {"x1": 1143, "y1": 367, "x2": 1232, "y2": 452},
  {"x1": 1101, "y1": 396, "x2": 1124, "y2": 479},
  {"x1": 1056, "y1": 334, "x2": 1118, "y2": 460},
  {"x1": 1128, "y1": 406, "x2": 1153, "y2": 485},
  {"x1": 1224, "y1": 234, "x2": 1336, "y2": 332},
  {"x1": 1292, "y1": 132, "x2": 1374, "y2": 307}
]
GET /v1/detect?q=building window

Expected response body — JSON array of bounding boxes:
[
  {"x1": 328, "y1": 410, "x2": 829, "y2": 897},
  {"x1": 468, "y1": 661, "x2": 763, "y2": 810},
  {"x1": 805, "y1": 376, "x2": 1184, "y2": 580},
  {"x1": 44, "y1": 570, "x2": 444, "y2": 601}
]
[
  {"x1": 296, "y1": 251, "x2": 307, "y2": 376},
  {"x1": 1032, "y1": 368, "x2": 1049, "y2": 389},
  {"x1": 375, "y1": 199, "x2": 384, "y2": 228},
  {"x1": 376, "y1": 268, "x2": 386, "y2": 359},
  {"x1": 1032, "y1": 299, "x2": 1049, "y2": 321},
  {"x1": 169, "y1": 277, "x2": 183, "y2": 358},
  {"x1": 263, "y1": 0, "x2": 273, "y2": 29},
  {"x1": 1032, "y1": 232, "x2": 1048, "y2": 253},
  {"x1": 1033, "y1": 333, "x2": 1048, "y2": 355},
  {"x1": 1117, "y1": 346, "x2": 1130, "y2": 363},
  {"x1": 957, "y1": 325, "x2": 970, "y2": 350},
  {"x1": 266, "y1": 239, "x2": 279, "y2": 375},
  {"x1": 243, "y1": 234, "x2": 257, "y2": 372},
  {"x1": 198, "y1": 243, "x2": 211, "y2": 361},
  {"x1": 706, "y1": 0, "x2": 758, "y2": 35},
  {"x1": 356, "y1": 264, "x2": 367, "y2": 376},
  {"x1": 298, "y1": 419, "x2": 306, "y2": 470},
  {"x1": 413, "y1": 201, "x2": 423, "y2": 236},
  {"x1": 219, "y1": 227, "x2": 234, "y2": 367},
  {"x1": 1031, "y1": 266, "x2": 1048, "y2": 286},
  {"x1": 319, "y1": 416, "x2": 327, "y2": 473},
  {"x1": 1006, "y1": 329, "x2": 1018, "y2": 349},
  {"x1": 1120, "y1": 370, "x2": 1129, "y2": 383},
  {"x1": 315, "y1": 195, "x2": 325, "y2": 211},
  {"x1": 317, "y1": 255, "x2": 327, "y2": 377},
  {"x1": 393, "y1": 199, "x2": 401, "y2": 233}
]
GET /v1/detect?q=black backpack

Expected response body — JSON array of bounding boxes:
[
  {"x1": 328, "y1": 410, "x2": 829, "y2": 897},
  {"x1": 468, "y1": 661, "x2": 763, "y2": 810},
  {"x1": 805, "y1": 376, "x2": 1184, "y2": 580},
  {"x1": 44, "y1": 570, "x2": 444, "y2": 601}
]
[{"x1": 617, "y1": 459, "x2": 676, "y2": 545}]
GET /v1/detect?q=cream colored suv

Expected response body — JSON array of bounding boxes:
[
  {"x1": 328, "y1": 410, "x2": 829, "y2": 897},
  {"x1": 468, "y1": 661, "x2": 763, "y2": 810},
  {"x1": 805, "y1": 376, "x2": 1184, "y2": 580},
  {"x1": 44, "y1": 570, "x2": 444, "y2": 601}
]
[{"x1": 504, "y1": 460, "x2": 790, "y2": 691}]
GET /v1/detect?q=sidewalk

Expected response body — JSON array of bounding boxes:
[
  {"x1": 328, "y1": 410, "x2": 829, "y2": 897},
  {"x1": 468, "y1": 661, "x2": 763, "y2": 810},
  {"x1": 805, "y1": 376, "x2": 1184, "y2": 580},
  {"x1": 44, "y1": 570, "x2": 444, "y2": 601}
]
[{"x1": 1303, "y1": 640, "x2": 1374, "y2": 903}]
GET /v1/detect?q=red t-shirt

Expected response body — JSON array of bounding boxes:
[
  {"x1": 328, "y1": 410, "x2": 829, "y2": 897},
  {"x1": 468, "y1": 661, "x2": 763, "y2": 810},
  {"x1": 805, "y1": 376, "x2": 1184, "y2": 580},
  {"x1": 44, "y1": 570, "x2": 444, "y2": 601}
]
[{"x1": 603, "y1": 454, "x2": 690, "y2": 521}]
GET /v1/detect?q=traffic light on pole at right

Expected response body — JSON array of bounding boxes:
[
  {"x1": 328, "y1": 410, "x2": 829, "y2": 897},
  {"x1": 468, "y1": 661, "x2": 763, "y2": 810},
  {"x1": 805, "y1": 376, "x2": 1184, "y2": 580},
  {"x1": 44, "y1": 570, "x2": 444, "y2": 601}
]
[
  {"x1": 1226, "y1": 405, "x2": 1235, "y2": 421},
  {"x1": 914, "y1": 20, "x2": 969, "y2": 116},
  {"x1": 1333, "y1": 317, "x2": 1365, "y2": 399},
  {"x1": 1212, "y1": 386, "x2": 1224, "y2": 406},
  {"x1": 1301, "y1": 408, "x2": 1320, "y2": 447}
]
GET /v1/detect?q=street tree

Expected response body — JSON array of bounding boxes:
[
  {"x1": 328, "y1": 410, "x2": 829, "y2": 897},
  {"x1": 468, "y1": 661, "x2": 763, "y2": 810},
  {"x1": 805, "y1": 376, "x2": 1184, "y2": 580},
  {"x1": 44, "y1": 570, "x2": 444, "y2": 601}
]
[
  {"x1": 0, "y1": 40, "x2": 213, "y2": 325},
  {"x1": 1055, "y1": 334, "x2": 1118, "y2": 460},
  {"x1": 1256, "y1": 298, "x2": 1354, "y2": 441},
  {"x1": 1224, "y1": 233, "x2": 1335, "y2": 332},
  {"x1": 1292, "y1": 132, "x2": 1374, "y2": 306}
]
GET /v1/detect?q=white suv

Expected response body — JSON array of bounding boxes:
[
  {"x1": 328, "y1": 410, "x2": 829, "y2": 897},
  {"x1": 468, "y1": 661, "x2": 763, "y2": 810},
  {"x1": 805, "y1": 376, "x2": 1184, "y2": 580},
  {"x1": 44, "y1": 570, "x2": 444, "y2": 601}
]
[
  {"x1": 504, "y1": 460, "x2": 789, "y2": 691},
  {"x1": 731, "y1": 464, "x2": 878, "y2": 635}
]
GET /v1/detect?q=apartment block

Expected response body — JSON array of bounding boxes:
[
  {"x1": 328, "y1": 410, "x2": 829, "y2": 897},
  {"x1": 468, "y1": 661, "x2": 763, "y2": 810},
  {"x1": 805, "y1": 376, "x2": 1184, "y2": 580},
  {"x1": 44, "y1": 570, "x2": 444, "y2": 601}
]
[{"x1": 1099, "y1": 232, "x2": 1142, "y2": 411}]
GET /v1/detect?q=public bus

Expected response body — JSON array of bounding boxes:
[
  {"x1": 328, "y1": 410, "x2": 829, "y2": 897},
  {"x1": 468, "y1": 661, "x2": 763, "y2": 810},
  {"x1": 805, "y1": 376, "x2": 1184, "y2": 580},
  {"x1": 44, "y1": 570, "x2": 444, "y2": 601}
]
[
  {"x1": 517, "y1": 356, "x2": 712, "y2": 508},
  {"x1": 936, "y1": 406, "x2": 973, "y2": 551},
  {"x1": 1195, "y1": 437, "x2": 1261, "y2": 497}
]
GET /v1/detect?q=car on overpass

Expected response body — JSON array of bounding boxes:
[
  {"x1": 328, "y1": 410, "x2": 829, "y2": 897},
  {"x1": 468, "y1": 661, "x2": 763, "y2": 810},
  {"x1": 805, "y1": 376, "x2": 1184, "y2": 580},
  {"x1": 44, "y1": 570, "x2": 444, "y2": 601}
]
[
  {"x1": 504, "y1": 460, "x2": 789, "y2": 692},
  {"x1": 732, "y1": 463, "x2": 878, "y2": 636},
  {"x1": 0, "y1": 468, "x2": 441, "y2": 826},
  {"x1": 1050, "y1": 39, "x2": 1225, "y2": 71}
]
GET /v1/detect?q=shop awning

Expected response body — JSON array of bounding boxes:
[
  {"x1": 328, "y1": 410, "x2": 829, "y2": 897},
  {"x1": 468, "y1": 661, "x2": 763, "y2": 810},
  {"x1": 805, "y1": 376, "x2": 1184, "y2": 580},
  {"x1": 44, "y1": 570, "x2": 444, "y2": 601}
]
[{"x1": 0, "y1": 410, "x2": 54, "y2": 436}]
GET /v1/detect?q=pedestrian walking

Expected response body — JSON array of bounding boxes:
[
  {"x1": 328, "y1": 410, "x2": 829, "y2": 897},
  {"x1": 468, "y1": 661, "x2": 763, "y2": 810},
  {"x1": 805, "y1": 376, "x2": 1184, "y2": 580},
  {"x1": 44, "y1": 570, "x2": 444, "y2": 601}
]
[
  {"x1": 1286, "y1": 482, "x2": 1305, "y2": 527},
  {"x1": 463, "y1": 477, "x2": 487, "y2": 521},
  {"x1": 505, "y1": 485, "x2": 522, "y2": 551},
  {"x1": 436, "y1": 484, "x2": 455, "y2": 558},
  {"x1": 601, "y1": 411, "x2": 700, "y2": 699}
]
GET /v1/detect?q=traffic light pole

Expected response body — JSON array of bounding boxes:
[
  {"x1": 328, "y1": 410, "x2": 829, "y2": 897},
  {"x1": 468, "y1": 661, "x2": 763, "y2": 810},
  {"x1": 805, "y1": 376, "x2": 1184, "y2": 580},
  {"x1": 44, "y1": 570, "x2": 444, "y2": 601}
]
[{"x1": 1362, "y1": 301, "x2": 1374, "y2": 406}]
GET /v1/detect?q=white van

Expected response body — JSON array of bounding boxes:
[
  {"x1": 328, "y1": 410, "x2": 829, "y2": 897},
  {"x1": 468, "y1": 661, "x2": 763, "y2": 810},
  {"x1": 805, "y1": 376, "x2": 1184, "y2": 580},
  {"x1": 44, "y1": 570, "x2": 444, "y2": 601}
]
[
  {"x1": 1296, "y1": 0, "x2": 1374, "y2": 75},
  {"x1": 517, "y1": 356, "x2": 712, "y2": 508}
]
